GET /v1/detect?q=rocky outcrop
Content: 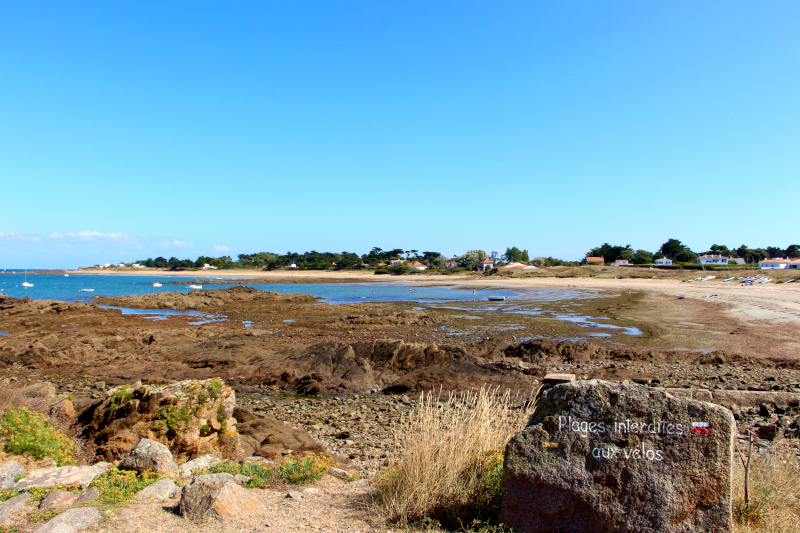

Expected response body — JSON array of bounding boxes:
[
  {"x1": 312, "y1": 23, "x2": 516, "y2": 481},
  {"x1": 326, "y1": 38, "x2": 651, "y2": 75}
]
[
  {"x1": 14, "y1": 463, "x2": 111, "y2": 491},
  {"x1": 96, "y1": 285, "x2": 315, "y2": 310},
  {"x1": 79, "y1": 378, "x2": 240, "y2": 463},
  {"x1": 235, "y1": 407, "x2": 326, "y2": 459},
  {"x1": 119, "y1": 438, "x2": 180, "y2": 478},
  {"x1": 0, "y1": 493, "x2": 31, "y2": 526},
  {"x1": 134, "y1": 479, "x2": 181, "y2": 501},
  {"x1": 0, "y1": 460, "x2": 25, "y2": 490},
  {"x1": 33, "y1": 506, "x2": 100, "y2": 533},
  {"x1": 501, "y1": 380, "x2": 735, "y2": 533},
  {"x1": 38, "y1": 490, "x2": 78, "y2": 511}
]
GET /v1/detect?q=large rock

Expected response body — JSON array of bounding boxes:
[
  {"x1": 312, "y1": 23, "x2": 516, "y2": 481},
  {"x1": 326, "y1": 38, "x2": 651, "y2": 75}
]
[
  {"x1": 235, "y1": 407, "x2": 326, "y2": 459},
  {"x1": 179, "y1": 454, "x2": 220, "y2": 478},
  {"x1": 0, "y1": 460, "x2": 25, "y2": 490},
  {"x1": 501, "y1": 380, "x2": 735, "y2": 533},
  {"x1": 33, "y1": 506, "x2": 101, "y2": 533},
  {"x1": 14, "y1": 463, "x2": 110, "y2": 491},
  {"x1": 134, "y1": 478, "x2": 181, "y2": 501},
  {"x1": 119, "y1": 438, "x2": 180, "y2": 478},
  {"x1": 0, "y1": 493, "x2": 31, "y2": 526},
  {"x1": 38, "y1": 489, "x2": 78, "y2": 511},
  {"x1": 179, "y1": 473, "x2": 265, "y2": 520},
  {"x1": 79, "y1": 378, "x2": 240, "y2": 463}
]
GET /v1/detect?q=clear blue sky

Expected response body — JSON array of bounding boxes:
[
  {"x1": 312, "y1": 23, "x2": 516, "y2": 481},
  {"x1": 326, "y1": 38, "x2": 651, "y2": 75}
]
[{"x1": 2, "y1": 1, "x2": 798, "y2": 268}]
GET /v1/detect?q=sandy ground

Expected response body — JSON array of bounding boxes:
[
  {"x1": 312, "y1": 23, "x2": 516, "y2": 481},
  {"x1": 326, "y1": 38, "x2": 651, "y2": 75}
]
[{"x1": 71, "y1": 268, "x2": 800, "y2": 326}]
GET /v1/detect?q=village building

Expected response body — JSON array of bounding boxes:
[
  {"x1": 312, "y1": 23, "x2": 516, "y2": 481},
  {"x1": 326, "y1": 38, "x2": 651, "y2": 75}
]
[
  {"x1": 655, "y1": 257, "x2": 673, "y2": 265},
  {"x1": 611, "y1": 259, "x2": 630, "y2": 267},
  {"x1": 478, "y1": 258, "x2": 494, "y2": 271},
  {"x1": 200, "y1": 263, "x2": 218, "y2": 270},
  {"x1": 697, "y1": 255, "x2": 730, "y2": 265},
  {"x1": 407, "y1": 261, "x2": 427, "y2": 270},
  {"x1": 585, "y1": 256, "x2": 605, "y2": 265},
  {"x1": 759, "y1": 258, "x2": 792, "y2": 269},
  {"x1": 502, "y1": 262, "x2": 536, "y2": 270},
  {"x1": 443, "y1": 261, "x2": 459, "y2": 269},
  {"x1": 389, "y1": 259, "x2": 405, "y2": 266},
  {"x1": 787, "y1": 261, "x2": 800, "y2": 269}
]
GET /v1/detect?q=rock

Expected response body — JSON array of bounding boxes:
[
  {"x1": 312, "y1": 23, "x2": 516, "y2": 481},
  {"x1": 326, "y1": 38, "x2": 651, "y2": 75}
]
[
  {"x1": 33, "y1": 506, "x2": 101, "y2": 533},
  {"x1": 19, "y1": 382, "x2": 56, "y2": 402},
  {"x1": 542, "y1": 373, "x2": 577, "y2": 385},
  {"x1": 78, "y1": 378, "x2": 240, "y2": 463},
  {"x1": 240, "y1": 456, "x2": 279, "y2": 467},
  {"x1": 14, "y1": 463, "x2": 111, "y2": 491},
  {"x1": 0, "y1": 460, "x2": 25, "y2": 490},
  {"x1": 119, "y1": 438, "x2": 180, "y2": 478},
  {"x1": 134, "y1": 479, "x2": 180, "y2": 502},
  {"x1": 179, "y1": 454, "x2": 220, "y2": 478},
  {"x1": 757, "y1": 424, "x2": 779, "y2": 441},
  {"x1": 75, "y1": 487, "x2": 100, "y2": 504},
  {"x1": 286, "y1": 490, "x2": 303, "y2": 501},
  {"x1": 233, "y1": 474, "x2": 251, "y2": 485},
  {"x1": 49, "y1": 399, "x2": 75, "y2": 418},
  {"x1": 327, "y1": 467, "x2": 351, "y2": 480},
  {"x1": 179, "y1": 473, "x2": 265, "y2": 521},
  {"x1": 235, "y1": 407, "x2": 326, "y2": 459},
  {"x1": 0, "y1": 493, "x2": 31, "y2": 526},
  {"x1": 38, "y1": 489, "x2": 78, "y2": 511},
  {"x1": 501, "y1": 380, "x2": 735, "y2": 533}
]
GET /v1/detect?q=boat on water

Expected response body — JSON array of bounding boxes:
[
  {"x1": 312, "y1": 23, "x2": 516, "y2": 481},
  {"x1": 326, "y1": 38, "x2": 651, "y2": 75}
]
[
  {"x1": 153, "y1": 283, "x2": 162, "y2": 288},
  {"x1": 64, "y1": 274, "x2": 69, "y2": 277},
  {"x1": 487, "y1": 296, "x2": 506, "y2": 301},
  {"x1": 188, "y1": 284, "x2": 202, "y2": 289},
  {"x1": 21, "y1": 270, "x2": 33, "y2": 288},
  {"x1": 79, "y1": 289, "x2": 94, "y2": 292}
]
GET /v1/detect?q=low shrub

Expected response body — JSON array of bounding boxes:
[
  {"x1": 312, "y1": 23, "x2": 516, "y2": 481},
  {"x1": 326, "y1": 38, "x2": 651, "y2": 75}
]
[
  {"x1": 280, "y1": 452, "x2": 334, "y2": 484},
  {"x1": 374, "y1": 268, "x2": 388, "y2": 275},
  {"x1": 209, "y1": 461, "x2": 278, "y2": 488},
  {"x1": 90, "y1": 467, "x2": 161, "y2": 504},
  {"x1": 1, "y1": 407, "x2": 75, "y2": 466},
  {"x1": 372, "y1": 387, "x2": 528, "y2": 528}
]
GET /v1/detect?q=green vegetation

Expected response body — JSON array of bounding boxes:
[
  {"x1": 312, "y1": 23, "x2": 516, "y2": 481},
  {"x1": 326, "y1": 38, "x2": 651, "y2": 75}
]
[
  {"x1": 209, "y1": 461, "x2": 278, "y2": 488},
  {"x1": 90, "y1": 467, "x2": 161, "y2": 504},
  {"x1": 108, "y1": 385, "x2": 133, "y2": 411},
  {"x1": 279, "y1": 452, "x2": 334, "y2": 484},
  {"x1": 1, "y1": 407, "x2": 75, "y2": 466}
]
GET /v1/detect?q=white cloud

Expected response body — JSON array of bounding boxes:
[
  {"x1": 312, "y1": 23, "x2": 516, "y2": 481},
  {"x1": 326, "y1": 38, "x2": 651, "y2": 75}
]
[
  {"x1": 172, "y1": 240, "x2": 194, "y2": 248},
  {"x1": 48, "y1": 232, "x2": 63, "y2": 239},
  {"x1": 64, "y1": 231, "x2": 127, "y2": 241},
  {"x1": 0, "y1": 231, "x2": 20, "y2": 238},
  {"x1": 19, "y1": 236, "x2": 41, "y2": 242},
  {"x1": 213, "y1": 245, "x2": 232, "y2": 252}
]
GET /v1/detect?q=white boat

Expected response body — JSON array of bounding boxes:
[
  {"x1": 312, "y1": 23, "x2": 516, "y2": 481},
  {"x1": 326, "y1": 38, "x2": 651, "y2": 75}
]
[
  {"x1": 188, "y1": 284, "x2": 202, "y2": 289},
  {"x1": 21, "y1": 270, "x2": 33, "y2": 288},
  {"x1": 79, "y1": 289, "x2": 95, "y2": 292},
  {"x1": 153, "y1": 283, "x2": 162, "y2": 288},
  {"x1": 64, "y1": 274, "x2": 69, "y2": 277},
  {"x1": 487, "y1": 296, "x2": 506, "y2": 301}
]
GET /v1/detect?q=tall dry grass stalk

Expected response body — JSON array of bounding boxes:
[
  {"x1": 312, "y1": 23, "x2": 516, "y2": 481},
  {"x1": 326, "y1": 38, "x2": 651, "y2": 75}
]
[
  {"x1": 734, "y1": 441, "x2": 800, "y2": 533},
  {"x1": 373, "y1": 387, "x2": 530, "y2": 526}
]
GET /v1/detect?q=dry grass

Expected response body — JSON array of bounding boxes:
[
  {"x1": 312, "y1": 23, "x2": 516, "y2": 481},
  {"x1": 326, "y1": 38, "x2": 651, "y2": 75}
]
[
  {"x1": 372, "y1": 387, "x2": 530, "y2": 528},
  {"x1": 734, "y1": 441, "x2": 800, "y2": 533}
]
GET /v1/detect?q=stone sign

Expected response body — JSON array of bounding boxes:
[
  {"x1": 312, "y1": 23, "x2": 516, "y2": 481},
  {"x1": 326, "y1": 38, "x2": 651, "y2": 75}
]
[{"x1": 501, "y1": 380, "x2": 734, "y2": 533}]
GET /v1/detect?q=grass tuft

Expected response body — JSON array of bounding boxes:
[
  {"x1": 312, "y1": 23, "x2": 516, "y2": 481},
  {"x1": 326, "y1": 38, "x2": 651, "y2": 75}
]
[
  {"x1": 90, "y1": 467, "x2": 161, "y2": 504},
  {"x1": 372, "y1": 387, "x2": 528, "y2": 529}
]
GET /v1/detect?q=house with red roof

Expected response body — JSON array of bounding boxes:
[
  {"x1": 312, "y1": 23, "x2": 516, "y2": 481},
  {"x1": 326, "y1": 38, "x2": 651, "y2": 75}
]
[
  {"x1": 503, "y1": 262, "x2": 536, "y2": 270},
  {"x1": 478, "y1": 258, "x2": 494, "y2": 271},
  {"x1": 586, "y1": 256, "x2": 605, "y2": 265},
  {"x1": 408, "y1": 261, "x2": 427, "y2": 270}
]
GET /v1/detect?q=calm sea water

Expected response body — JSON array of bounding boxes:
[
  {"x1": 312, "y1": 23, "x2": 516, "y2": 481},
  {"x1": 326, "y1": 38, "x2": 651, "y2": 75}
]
[{"x1": 0, "y1": 273, "x2": 518, "y2": 304}]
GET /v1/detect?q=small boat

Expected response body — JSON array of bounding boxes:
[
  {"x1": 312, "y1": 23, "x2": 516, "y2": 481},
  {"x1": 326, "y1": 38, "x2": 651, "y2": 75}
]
[
  {"x1": 21, "y1": 269, "x2": 33, "y2": 287},
  {"x1": 188, "y1": 284, "x2": 202, "y2": 289},
  {"x1": 723, "y1": 277, "x2": 735, "y2": 282},
  {"x1": 79, "y1": 289, "x2": 94, "y2": 292},
  {"x1": 153, "y1": 283, "x2": 162, "y2": 288},
  {"x1": 64, "y1": 274, "x2": 69, "y2": 277},
  {"x1": 487, "y1": 296, "x2": 506, "y2": 301}
]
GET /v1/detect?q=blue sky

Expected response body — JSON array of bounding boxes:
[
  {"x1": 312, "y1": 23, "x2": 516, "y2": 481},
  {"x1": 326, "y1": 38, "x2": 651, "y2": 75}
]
[{"x1": 1, "y1": 1, "x2": 798, "y2": 268}]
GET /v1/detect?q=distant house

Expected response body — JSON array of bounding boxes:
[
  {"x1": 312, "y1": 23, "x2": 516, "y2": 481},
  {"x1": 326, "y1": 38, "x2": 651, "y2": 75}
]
[
  {"x1": 288, "y1": 263, "x2": 297, "y2": 269},
  {"x1": 503, "y1": 262, "x2": 536, "y2": 270},
  {"x1": 655, "y1": 257, "x2": 673, "y2": 265},
  {"x1": 443, "y1": 261, "x2": 459, "y2": 269},
  {"x1": 585, "y1": 256, "x2": 605, "y2": 265},
  {"x1": 378, "y1": 262, "x2": 386, "y2": 267},
  {"x1": 611, "y1": 259, "x2": 630, "y2": 267},
  {"x1": 478, "y1": 258, "x2": 494, "y2": 271},
  {"x1": 787, "y1": 261, "x2": 800, "y2": 270},
  {"x1": 759, "y1": 259, "x2": 791, "y2": 269},
  {"x1": 102, "y1": 263, "x2": 111, "y2": 268},
  {"x1": 698, "y1": 255, "x2": 730, "y2": 265},
  {"x1": 390, "y1": 259, "x2": 405, "y2": 266},
  {"x1": 732, "y1": 258, "x2": 746, "y2": 265},
  {"x1": 408, "y1": 261, "x2": 427, "y2": 270}
]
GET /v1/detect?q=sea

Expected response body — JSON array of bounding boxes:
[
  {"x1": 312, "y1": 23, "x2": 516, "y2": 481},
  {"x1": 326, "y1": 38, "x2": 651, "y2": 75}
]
[{"x1": 0, "y1": 272, "x2": 519, "y2": 305}]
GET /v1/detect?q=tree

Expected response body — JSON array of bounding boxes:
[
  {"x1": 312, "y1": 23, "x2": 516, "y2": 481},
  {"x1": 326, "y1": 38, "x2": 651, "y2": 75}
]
[
  {"x1": 586, "y1": 243, "x2": 632, "y2": 264},
  {"x1": 706, "y1": 244, "x2": 732, "y2": 257},
  {"x1": 456, "y1": 250, "x2": 488, "y2": 270},
  {"x1": 674, "y1": 250, "x2": 698, "y2": 263},
  {"x1": 531, "y1": 257, "x2": 546, "y2": 267},
  {"x1": 632, "y1": 250, "x2": 653, "y2": 265},
  {"x1": 503, "y1": 247, "x2": 529, "y2": 263},
  {"x1": 766, "y1": 246, "x2": 786, "y2": 259},
  {"x1": 154, "y1": 256, "x2": 168, "y2": 268},
  {"x1": 658, "y1": 239, "x2": 689, "y2": 260},
  {"x1": 787, "y1": 245, "x2": 800, "y2": 258}
]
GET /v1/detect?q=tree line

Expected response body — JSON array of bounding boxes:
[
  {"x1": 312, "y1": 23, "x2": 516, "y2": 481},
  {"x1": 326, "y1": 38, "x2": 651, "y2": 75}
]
[{"x1": 586, "y1": 239, "x2": 800, "y2": 265}]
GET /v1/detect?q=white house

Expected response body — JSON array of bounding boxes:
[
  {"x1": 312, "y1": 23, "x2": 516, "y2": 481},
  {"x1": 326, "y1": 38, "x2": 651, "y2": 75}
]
[
  {"x1": 201, "y1": 263, "x2": 218, "y2": 270},
  {"x1": 288, "y1": 263, "x2": 297, "y2": 269},
  {"x1": 697, "y1": 255, "x2": 729, "y2": 265},
  {"x1": 759, "y1": 259, "x2": 791, "y2": 269},
  {"x1": 443, "y1": 261, "x2": 459, "y2": 269},
  {"x1": 390, "y1": 259, "x2": 405, "y2": 266},
  {"x1": 787, "y1": 261, "x2": 800, "y2": 269},
  {"x1": 407, "y1": 261, "x2": 427, "y2": 270},
  {"x1": 655, "y1": 257, "x2": 673, "y2": 265},
  {"x1": 478, "y1": 258, "x2": 494, "y2": 271},
  {"x1": 611, "y1": 259, "x2": 630, "y2": 267},
  {"x1": 502, "y1": 262, "x2": 536, "y2": 270}
]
